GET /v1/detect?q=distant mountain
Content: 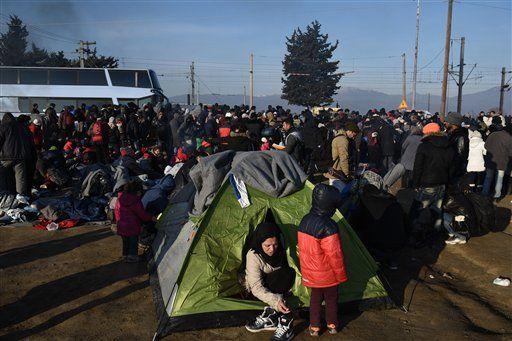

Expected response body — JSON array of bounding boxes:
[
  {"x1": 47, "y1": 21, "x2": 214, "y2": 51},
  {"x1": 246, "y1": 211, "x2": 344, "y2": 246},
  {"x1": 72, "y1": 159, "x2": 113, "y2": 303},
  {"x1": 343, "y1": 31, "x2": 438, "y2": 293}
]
[{"x1": 169, "y1": 86, "x2": 511, "y2": 114}]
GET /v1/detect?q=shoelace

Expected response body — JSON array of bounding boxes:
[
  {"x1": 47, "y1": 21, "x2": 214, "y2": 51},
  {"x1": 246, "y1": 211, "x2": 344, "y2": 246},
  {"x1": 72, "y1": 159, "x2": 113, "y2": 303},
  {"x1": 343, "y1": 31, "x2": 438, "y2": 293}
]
[
  {"x1": 274, "y1": 323, "x2": 288, "y2": 338},
  {"x1": 254, "y1": 315, "x2": 266, "y2": 327}
]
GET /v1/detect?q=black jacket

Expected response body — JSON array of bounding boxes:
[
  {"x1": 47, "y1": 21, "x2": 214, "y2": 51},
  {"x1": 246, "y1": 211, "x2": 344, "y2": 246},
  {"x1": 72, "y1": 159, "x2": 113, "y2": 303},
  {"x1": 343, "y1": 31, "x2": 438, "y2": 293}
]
[
  {"x1": 412, "y1": 134, "x2": 456, "y2": 188},
  {"x1": 284, "y1": 128, "x2": 304, "y2": 164},
  {"x1": 377, "y1": 121, "x2": 395, "y2": 156},
  {"x1": 448, "y1": 127, "x2": 469, "y2": 177},
  {"x1": 0, "y1": 113, "x2": 36, "y2": 161}
]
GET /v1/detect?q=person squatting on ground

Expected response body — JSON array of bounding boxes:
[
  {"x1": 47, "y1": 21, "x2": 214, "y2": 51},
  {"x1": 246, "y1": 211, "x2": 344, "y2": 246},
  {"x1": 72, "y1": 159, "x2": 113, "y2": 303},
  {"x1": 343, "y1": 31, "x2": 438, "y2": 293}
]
[
  {"x1": 244, "y1": 222, "x2": 296, "y2": 341},
  {"x1": 298, "y1": 183, "x2": 347, "y2": 336},
  {"x1": 114, "y1": 180, "x2": 157, "y2": 263}
]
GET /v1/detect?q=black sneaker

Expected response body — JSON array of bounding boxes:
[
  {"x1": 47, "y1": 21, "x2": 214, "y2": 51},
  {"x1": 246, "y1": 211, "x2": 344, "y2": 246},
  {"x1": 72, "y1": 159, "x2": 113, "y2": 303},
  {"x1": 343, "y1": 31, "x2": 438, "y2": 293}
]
[
  {"x1": 270, "y1": 315, "x2": 294, "y2": 341},
  {"x1": 245, "y1": 307, "x2": 278, "y2": 333}
]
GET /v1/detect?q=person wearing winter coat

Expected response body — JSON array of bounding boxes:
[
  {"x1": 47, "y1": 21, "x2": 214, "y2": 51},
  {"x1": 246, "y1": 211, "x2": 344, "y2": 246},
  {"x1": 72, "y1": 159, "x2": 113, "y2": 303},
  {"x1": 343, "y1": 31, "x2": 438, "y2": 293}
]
[
  {"x1": 383, "y1": 125, "x2": 422, "y2": 190},
  {"x1": 0, "y1": 113, "x2": 36, "y2": 201},
  {"x1": 28, "y1": 119, "x2": 44, "y2": 151},
  {"x1": 114, "y1": 181, "x2": 156, "y2": 262},
  {"x1": 482, "y1": 121, "x2": 512, "y2": 199},
  {"x1": 324, "y1": 122, "x2": 359, "y2": 190},
  {"x1": 411, "y1": 123, "x2": 456, "y2": 238},
  {"x1": 277, "y1": 117, "x2": 304, "y2": 166},
  {"x1": 466, "y1": 128, "x2": 486, "y2": 189},
  {"x1": 377, "y1": 119, "x2": 396, "y2": 172},
  {"x1": 444, "y1": 112, "x2": 469, "y2": 180},
  {"x1": 244, "y1": 222, "x2": 295, "y2": 341},
  {"x1": 298, "y1": 183, "x2": 346, "y2": 336}
]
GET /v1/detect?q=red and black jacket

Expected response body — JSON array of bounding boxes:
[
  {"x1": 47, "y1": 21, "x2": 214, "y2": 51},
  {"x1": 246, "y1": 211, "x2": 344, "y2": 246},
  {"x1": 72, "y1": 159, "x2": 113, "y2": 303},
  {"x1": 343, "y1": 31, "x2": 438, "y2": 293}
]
[{"x1": 298, "y1": 184, "x2": 347, "y2": 288}]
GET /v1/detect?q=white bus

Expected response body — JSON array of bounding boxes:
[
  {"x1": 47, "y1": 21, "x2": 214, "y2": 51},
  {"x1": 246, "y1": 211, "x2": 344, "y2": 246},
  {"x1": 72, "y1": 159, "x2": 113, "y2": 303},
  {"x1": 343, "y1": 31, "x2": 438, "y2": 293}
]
[{"x1": 0, "y1": 66, "x2": 169, "y2": 114}]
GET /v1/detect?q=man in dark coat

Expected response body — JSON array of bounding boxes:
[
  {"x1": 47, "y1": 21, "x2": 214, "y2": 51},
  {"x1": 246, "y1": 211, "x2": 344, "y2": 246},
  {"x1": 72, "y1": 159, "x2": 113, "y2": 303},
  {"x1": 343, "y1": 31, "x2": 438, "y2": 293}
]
[
  {"x1": 377, "y1": 118, "x2": 396, "y2": 173},
  {"x1": 411, "y1": 123, "x2": 456, "y2": 241},
  {"x1": 279, "y1": 117, "x2": 304, "y2": 165},
  {"x1": 444, "y1": 112, "x2": 469, "y2": 180},
  {"x1": 482, "y1": 119, "x2": 512, "y2": 199},
  {"x1": 0, "y1": 113, "x2": 36, "y2": 200}
]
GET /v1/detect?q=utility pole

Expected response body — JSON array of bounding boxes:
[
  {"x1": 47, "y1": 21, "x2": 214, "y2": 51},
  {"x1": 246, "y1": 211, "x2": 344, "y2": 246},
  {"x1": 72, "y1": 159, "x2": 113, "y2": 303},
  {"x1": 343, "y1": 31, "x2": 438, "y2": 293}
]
[
  {"x1": 402, "y1": 53, "x2": 407, "y2": 105},
  {"x1": 440, "y1": 0, "x2": 454, "y2": 119},
  {"x1": 250, "y1": 53, "x2": 254, "y2": 109},
  {"x1": 412, "y1": 0, "x2": 421, "y2": 109},
  {"x1": 499, "y1": 67, "x2": 511, "y2": 114},
  {"x1": 243, "y1": 85, "x2": 246, "y2": 106},
  {"x1": 190, "y1": 62, "x2": 196, "y2": 105},
  {"x1": 456, "y1": 37, "x2": 465, "y2": 114},
  {"x1": 76, "y1": 40, "x2": 96, "y2": 68},
  {"x1": 427, "y1": 92, "x2": 431, "y2": 112}
]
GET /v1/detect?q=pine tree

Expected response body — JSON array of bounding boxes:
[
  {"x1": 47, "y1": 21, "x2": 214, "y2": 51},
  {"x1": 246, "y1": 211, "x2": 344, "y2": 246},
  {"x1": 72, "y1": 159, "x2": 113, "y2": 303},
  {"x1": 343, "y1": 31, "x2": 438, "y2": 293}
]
[
  {"x1": 281, "y1": 21, "x2": 341, "y2": 107},
  {"x1": 0, "y1": 15, "x2": 29, "y2": 66}
]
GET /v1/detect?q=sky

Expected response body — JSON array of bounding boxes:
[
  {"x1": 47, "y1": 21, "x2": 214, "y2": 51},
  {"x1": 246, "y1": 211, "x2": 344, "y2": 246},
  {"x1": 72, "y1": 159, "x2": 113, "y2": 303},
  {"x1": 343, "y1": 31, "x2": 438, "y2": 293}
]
[{"x1": 1, "y1": 0, "x2": 511, "y2": 98}]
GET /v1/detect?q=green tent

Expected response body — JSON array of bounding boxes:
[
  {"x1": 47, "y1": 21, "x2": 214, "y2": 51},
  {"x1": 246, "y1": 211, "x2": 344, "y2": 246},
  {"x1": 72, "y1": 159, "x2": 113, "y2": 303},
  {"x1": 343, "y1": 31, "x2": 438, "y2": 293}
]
[{"x1": 151, "y1": 180, "x2": 389, "y2": 336}]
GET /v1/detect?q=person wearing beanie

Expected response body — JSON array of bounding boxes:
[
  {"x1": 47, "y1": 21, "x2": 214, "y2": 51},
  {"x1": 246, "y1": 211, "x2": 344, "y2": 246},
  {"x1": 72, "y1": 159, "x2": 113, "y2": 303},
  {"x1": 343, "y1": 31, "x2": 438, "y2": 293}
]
[
  {"x1": 410, "y1": 122, "x2": 456, "y2": 245},
  {"x1": 444, "y1": 112, "x2": 469, "y2": 180}
]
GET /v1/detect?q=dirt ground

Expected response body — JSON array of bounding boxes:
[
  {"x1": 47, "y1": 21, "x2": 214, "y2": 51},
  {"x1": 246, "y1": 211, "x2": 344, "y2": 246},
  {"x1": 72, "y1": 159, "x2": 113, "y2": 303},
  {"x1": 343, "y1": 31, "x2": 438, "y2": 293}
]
[{"x1": 1, "y1": 198, "x2": 512, "y2": 340}]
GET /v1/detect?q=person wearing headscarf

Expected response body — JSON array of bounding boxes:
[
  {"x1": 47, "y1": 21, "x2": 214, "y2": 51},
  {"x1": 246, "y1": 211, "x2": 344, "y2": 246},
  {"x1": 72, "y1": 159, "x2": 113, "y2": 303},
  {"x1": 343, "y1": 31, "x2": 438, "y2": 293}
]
[{"x1": 244, "y1": 222, "x2": 295, "y2": 341}]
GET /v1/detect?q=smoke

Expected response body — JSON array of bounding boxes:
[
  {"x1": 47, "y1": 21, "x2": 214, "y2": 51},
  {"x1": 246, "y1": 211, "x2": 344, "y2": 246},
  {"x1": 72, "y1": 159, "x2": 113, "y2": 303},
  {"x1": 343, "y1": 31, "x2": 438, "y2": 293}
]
[{"x1": 31, "y1": 0, "x2": 84, "y2": 46}]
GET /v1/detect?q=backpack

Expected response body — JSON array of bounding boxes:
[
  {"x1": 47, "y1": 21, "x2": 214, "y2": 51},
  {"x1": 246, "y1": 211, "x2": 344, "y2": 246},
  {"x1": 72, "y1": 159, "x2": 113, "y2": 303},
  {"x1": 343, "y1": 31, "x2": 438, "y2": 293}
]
[{"x1": 463, "y1": 192, "x2": 493, "y2": 236}]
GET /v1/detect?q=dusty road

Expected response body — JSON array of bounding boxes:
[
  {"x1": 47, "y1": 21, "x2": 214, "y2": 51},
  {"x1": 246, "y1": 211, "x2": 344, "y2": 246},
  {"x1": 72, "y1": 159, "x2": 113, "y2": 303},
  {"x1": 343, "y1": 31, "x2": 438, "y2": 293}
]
[{"x1": 1, "y1": 200, "x2": 511, "y2": 340}]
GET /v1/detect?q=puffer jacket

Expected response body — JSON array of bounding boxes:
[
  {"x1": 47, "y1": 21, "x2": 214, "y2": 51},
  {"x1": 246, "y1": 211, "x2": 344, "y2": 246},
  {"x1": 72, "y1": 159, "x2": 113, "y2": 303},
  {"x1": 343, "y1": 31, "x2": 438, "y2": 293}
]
[
  {"x1": 114, "y1": 191, "x2": 153, "y2": 237},
  {"x1": 467, "y1": 130, "x2": 486, "y2": 172},
  {"x1": 298, "y1": 184, "x2": 347, "y2": 288}
]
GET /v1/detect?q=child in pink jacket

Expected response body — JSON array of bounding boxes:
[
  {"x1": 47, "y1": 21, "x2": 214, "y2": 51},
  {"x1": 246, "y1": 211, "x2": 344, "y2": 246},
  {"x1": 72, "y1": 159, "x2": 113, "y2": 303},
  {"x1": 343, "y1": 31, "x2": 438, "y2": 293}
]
[{"x1": 114, "y1": 181, "x2": 156, "y2": 262}]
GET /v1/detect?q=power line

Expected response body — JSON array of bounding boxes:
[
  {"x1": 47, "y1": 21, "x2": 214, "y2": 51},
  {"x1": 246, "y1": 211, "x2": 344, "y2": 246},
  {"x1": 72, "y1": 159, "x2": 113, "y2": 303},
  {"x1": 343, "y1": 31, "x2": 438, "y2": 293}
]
[{"x1": 455, "y1": 1, "x2": 511, "y2": 11}]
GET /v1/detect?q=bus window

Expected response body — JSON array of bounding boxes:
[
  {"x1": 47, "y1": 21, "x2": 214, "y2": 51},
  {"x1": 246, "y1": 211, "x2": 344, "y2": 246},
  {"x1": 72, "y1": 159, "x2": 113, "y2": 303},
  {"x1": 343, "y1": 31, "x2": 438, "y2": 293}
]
[
  {"x1": 110, "y1": 70, "x2": 135, "y2": 87},
  {"x1": 149, "y1": 70, "x2": 162, "y2": 90},
  {"x1": 137, "y1": 96, "x2": 153, "y2": 107},
  {"x1": 78, "y1": 70, "x2": 107, "y2": 85},
  {"x1": 49, "y1": 70, "x2": 78, "y2": 85},
  {"x1": 118, "y1": 99, "x2": 137, "y2": 106},
  {"x1": 136, "y1": 71, "x2": 151, "y2": 88},
  {"x1": 0, "y1": 68, "x2": 18, "y2": 84},
  {"x1": 20, "y1": 69, "x2": 48, "y2": 85}
]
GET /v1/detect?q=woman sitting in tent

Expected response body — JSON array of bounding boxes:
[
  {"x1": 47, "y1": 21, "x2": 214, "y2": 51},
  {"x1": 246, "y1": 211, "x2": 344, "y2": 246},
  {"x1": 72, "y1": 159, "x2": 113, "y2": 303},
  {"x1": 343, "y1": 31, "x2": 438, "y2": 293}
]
[{"x1": 244, "y1": 222, "x2": 295, "y2": 341}]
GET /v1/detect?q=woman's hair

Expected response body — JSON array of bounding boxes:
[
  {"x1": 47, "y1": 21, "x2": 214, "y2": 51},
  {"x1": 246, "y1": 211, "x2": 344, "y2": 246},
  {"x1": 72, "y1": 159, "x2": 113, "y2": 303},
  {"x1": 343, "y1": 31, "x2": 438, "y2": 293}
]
[{"x1": 123, "y1": 180, "x2": 142, "y2": 194}]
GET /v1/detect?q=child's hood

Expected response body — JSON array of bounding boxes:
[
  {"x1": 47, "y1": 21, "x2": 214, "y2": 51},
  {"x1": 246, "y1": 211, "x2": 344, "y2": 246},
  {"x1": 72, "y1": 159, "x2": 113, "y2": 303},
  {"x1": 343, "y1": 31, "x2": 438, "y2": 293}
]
[{"x1": 118, "y1": 192, "x2": 140, "y2": 207}]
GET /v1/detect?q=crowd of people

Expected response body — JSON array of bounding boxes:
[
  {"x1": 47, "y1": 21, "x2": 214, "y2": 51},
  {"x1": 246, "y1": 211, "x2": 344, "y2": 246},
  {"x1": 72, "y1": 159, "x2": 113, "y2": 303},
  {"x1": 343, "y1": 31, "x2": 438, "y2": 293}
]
[{"x1": 0, "y1": 100, "x2": 511, "y2": 339}]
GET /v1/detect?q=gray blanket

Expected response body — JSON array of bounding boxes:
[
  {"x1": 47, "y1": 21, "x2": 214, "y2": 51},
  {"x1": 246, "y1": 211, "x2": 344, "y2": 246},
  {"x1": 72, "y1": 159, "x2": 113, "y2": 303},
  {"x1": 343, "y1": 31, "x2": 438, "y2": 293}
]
[{"x1": 189, "y1": 150, "x2": 307, "y2": 215}]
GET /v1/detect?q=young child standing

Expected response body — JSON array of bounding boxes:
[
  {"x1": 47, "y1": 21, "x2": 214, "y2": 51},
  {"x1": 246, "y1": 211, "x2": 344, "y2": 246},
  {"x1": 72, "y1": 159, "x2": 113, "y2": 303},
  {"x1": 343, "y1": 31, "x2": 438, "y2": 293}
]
[
  {"x1": 114, "y1": 181, "x2": 156, "y2": 262},
  {"x1": 298, "y1": 183, "x2": 347, "y2": 336}
]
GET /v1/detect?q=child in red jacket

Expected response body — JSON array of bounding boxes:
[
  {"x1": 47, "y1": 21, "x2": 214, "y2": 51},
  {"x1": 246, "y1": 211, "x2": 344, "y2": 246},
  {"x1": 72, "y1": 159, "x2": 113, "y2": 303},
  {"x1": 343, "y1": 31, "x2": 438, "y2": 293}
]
[
  {"x1": 114, "y1": 181, "x2": 156, "y2": 262},
  {"x1": 298, "y1": 183, "x2": 346, "y2": 336}
]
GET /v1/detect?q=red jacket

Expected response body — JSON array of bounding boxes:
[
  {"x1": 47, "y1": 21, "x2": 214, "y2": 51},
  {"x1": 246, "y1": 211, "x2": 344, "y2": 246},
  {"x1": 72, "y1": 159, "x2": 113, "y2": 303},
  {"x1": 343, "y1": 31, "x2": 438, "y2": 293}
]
[
  {"x1": 114, "y1": 192, "x2": 153, "y2": 237},
  {"x1": 28, "y1": 123, "x2": 43, "y2": 148},
  {"x1": 297, "y1": 183, "x2": 347, "y2": 288},
  {"x1": 298, "y1": 230, "x2": 346, "y2": 288}
]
